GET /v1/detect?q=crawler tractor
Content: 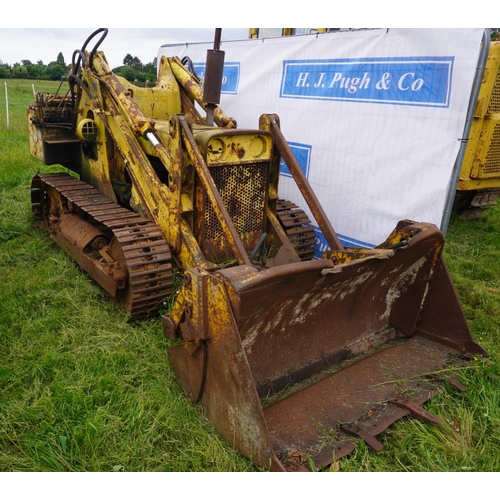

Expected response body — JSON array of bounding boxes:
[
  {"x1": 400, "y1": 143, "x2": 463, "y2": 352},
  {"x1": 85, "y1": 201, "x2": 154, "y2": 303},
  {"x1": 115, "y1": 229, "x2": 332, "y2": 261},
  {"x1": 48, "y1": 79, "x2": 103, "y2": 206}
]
[{"x1": 27, "y1": 29, "x2": 487, "y2": 471}]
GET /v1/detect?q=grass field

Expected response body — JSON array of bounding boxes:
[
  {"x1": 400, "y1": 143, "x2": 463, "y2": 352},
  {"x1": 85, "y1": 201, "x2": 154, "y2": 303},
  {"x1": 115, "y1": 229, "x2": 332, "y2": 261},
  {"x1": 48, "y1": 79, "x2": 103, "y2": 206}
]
[{"x1": 1, "y1": 80, "x2": 499, "y2": 472}]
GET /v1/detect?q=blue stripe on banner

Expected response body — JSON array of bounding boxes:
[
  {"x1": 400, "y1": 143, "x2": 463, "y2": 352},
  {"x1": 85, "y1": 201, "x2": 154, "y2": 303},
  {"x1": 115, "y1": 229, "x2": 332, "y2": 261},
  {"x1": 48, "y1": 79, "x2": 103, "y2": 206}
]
[
  {"x1": 192, "y1": 62, "x2": 240, "y2": 94},
  {"x1": 279, "y1": 142, "x2": 311, "y2": 179},
  {"x1": 280, "y1": 57, "x2": 454, "y2": 107}
]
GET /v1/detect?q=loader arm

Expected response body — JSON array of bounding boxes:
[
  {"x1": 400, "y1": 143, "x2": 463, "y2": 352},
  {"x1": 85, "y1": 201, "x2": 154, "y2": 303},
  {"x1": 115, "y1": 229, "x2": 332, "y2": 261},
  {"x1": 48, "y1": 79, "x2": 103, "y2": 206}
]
[{"x1": 77, "y1": 58, "x2": 182, "y2": 258}]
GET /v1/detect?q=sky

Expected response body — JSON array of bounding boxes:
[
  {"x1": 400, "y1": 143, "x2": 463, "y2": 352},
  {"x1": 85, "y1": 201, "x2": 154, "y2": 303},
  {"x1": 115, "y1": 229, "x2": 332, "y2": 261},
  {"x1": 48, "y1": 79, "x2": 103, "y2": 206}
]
[
  {"x1": 0, "y1": 3, "x2": 490, "y2": 69},
  {"x1": 0, "y1": 28, "x2": 249, "y2": 69}
]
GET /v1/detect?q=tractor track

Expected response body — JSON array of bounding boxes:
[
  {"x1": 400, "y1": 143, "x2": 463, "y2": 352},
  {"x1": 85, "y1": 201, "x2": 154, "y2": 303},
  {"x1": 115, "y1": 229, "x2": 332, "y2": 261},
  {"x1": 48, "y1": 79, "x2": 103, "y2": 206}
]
[
  {"x1": 276, "y1": 199, "x2": 316, "y2": 261},
  {"x1": 31, "y1": 172, "x2": 174, "y2": 319}
]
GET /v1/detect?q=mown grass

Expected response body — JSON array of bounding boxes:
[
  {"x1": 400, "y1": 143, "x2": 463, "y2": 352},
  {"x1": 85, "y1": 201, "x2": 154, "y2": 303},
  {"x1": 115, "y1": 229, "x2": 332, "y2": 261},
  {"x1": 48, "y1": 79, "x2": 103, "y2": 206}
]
[{"x1": 1, "y1": 80, "x2": 499, "y2": 472}]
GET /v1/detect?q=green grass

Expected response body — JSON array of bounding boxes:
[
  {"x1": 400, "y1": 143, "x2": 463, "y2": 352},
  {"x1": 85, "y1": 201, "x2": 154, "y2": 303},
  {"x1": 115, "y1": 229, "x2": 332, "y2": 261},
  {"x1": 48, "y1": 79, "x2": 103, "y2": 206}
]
[
  {"x1": 1, "y1": 80, "x2": 499, "y2": 472},
  {"x1": 0, "y1": 81, "x2": 254, "y2": 472}
]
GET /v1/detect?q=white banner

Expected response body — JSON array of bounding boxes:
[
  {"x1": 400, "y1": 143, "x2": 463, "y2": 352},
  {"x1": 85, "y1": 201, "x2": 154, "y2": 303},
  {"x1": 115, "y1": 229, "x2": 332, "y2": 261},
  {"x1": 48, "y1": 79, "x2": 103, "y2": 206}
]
[{"x1": 159, "y1": 28, "x2": 483, "y2": 253}]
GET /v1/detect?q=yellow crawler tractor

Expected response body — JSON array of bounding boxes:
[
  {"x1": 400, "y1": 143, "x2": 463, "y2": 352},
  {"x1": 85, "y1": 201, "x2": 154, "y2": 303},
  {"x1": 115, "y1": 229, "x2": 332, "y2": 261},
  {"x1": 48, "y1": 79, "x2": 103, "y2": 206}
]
[{"x1": 27, "y1": 29, "x2": 487, "y2": 471}]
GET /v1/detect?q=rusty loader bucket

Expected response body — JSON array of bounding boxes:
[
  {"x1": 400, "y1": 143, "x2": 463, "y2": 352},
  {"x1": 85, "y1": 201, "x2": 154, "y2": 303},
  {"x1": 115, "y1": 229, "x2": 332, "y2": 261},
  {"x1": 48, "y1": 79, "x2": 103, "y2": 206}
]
[
  {"x1": 164, "y1": 218, "x2": 486, "y2": 471},
  {"x1": 162, "y1": 114, "x2": 486, "y2": 471}
]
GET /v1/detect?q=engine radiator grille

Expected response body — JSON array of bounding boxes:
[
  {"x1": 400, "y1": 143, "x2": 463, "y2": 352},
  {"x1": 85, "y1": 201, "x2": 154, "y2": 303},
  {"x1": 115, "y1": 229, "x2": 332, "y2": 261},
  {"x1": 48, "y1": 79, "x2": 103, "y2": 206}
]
[
  {"x1": 198, "y1": 162, "x2": 269, "y2": 261},
  {"x1": 488, "y1": 66, "x2": 500, "y2": 113},
  {"x1": 483, "y1": 123, "x2": 500, "y2": 176}
]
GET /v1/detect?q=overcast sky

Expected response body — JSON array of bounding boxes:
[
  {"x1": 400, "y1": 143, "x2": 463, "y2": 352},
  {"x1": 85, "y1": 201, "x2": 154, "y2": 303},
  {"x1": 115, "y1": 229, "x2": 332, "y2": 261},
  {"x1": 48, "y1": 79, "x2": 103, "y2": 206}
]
[
  {"x1": 0, "y1": 3, "x2": 490, "y2": 69},
  {"x1": 0, "y1": 28, "x2": 250, "y2": 68}
]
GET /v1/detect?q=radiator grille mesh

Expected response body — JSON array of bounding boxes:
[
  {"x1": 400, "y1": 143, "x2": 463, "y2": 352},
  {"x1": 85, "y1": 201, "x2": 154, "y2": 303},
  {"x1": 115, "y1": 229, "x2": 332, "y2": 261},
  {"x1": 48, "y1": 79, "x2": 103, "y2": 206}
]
[
  {"x1": 483, "y1": 123, "x2": 500, "y2": 176},
  {"x1": 205, "y1": 163, "x2": 268, "y2": 243},
  {"x1": 488, "y1": 66, "x2": 500, "y2": 113}
]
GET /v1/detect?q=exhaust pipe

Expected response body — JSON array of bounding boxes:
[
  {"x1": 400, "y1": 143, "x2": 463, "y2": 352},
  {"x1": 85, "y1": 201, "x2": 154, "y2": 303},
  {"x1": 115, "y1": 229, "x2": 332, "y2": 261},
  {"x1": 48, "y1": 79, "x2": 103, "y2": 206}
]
[{"x1": 203, "y1": 28, "x2": 225, "y2": 126}]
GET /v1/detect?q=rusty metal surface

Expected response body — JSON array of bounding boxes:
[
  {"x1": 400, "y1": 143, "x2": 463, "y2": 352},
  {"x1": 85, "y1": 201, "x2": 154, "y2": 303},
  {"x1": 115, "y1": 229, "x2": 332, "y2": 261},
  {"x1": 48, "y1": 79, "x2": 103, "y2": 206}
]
[
  {"x1": 340, "y1": 425, "x2": 384, "y2": 452},
  {"x1": 167, "y1": 271, "x2": 285, "y2": 471},
  {"x1": 169, "y1": 56, "x2": 237, "y2": 129},
  {"x1": 204, "y1": 220, "x2": 487, "y2": 470},
  {"x1": 389, "y1": 397, "x2": 443, "y2": 424},
  {"x1": 223, "y1": 223, "x2": 444, "y2": 385},
  {"x1": 276, "y1": 199, "x2": 315, "y2": 260},
  {"x1": 196, "y1": 162, "x2": 269, "y2": 260},
  {"x1": 179, "y1": 116, "x2": 253, "y2": 265},
  {"x1": 415, "y1": 259, "x2": 488, "y2": 356},
  {"x1": 203, "y1": 49, "x2": 224, "y2": 105},
  {"x1": 261, "y1": 335, "x2": 454, "y2": 468}
]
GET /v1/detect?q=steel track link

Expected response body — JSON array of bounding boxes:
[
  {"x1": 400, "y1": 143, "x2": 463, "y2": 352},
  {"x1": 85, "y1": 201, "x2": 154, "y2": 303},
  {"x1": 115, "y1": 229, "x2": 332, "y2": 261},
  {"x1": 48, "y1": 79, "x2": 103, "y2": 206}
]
[
  {"x1": 31, "y1": 173, "x2": 174, "y2": 319},
  {"x1": 276, "y1": 199, "x2": 316, "y2": 261}
]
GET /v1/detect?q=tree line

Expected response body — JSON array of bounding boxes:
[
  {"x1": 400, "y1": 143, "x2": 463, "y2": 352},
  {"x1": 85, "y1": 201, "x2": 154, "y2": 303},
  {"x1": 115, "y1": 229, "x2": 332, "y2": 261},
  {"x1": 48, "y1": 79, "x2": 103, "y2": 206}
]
[{"x1": 0, "y1": 52, "x2": 158, "y2": 86}]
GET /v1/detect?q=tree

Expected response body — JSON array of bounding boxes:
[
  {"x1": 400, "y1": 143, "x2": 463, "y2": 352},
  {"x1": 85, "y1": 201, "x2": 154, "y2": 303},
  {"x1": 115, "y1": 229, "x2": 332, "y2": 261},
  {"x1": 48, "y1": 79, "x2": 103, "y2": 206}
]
[
  {"x1": 0, "y1": 51, "x2": 156, "y2": 84},
  {"x1": 491, "y1": 29, "x2": 500, "y2": 41},
  {"x1": 56, "y1": 52, "x2": 65, "y2": 66},
  {"x1": 143, "y1": 58, "x2": 157, "y2": 74},
  {"x1": 119, "y1": 66, "x2": 139, "y2": 82},
  {"x1": 123, "y1": 54, "x2": 143, "y2": 72},
  {"x1": 0, "y1": 63, "x2": 11, "y2": 79},
  {"x1": 46, "y1": 61, "x2": 67, "y2": 81},
  {"x1": 11, "y1": 63, "x2": 28, "y2": 79},
  {"x1": 25, "y1": 63, "x2": 46, "y2": 80},
  {"x1": 123, "y1": 53, "x2": 133, "y2": 66}
]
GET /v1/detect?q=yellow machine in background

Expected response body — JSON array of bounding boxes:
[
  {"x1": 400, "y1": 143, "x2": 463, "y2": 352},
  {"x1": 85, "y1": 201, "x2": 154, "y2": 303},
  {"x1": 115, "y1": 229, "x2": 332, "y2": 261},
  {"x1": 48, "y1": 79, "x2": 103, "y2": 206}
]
[
  {"x1": 456, "y1": 42, "x2": 500, "y2": 218},
  {"x1": 249, "y1": 28, "x2": 344, "y2": 38}
]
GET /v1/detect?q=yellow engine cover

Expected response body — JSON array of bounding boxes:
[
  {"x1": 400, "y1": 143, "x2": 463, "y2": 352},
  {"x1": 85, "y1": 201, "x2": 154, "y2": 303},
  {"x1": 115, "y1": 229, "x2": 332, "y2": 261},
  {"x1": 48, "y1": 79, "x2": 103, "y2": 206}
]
[{"x1": 459, "y1": 42, "x2": 500, "y2": 191}]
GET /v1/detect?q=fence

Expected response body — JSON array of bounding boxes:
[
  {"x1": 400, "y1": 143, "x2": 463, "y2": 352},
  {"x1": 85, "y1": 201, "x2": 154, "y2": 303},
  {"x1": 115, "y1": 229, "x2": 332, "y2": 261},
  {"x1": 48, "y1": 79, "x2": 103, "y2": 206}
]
[{"x1": 0, "y1": 81, "x2": 62, "y2": 129}]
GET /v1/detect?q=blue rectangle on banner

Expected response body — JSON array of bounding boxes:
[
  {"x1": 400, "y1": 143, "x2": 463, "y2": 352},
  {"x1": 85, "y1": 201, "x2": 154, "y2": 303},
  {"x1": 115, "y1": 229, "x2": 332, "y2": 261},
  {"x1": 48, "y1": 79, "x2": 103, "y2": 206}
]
[
  {"x1": 279, "y1": 142, "x2": 311, "y2": 178},
  {"x1": 193, "y1": 62, "x2": 240, "y2": 94},
  {"x1": 280, "y1": 57, "x2": 454, "y2": 107}
]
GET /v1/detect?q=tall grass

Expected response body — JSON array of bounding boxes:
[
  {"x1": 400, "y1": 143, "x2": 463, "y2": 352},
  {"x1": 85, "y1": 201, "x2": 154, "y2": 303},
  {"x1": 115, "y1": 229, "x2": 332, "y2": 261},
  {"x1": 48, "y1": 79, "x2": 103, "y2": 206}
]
[{"x1": 1, "y1": 80, "x2": 499, "y2": 472}]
